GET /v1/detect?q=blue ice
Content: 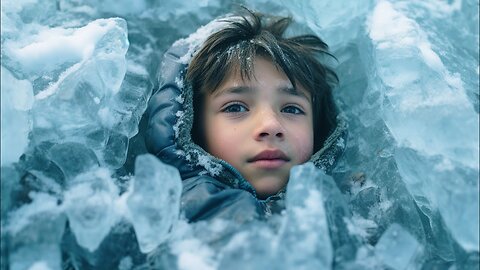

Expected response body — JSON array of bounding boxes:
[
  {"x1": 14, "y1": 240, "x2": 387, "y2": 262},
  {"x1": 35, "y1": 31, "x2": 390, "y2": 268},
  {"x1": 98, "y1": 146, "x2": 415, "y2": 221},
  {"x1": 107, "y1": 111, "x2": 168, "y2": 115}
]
[{"x1": 1, "y1": 0, "x2": 478, "y2": 269}]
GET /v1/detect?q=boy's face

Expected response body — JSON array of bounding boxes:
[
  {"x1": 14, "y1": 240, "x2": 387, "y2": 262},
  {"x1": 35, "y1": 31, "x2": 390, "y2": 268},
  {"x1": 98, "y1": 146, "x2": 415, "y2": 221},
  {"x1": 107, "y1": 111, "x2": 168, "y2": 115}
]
[{"x1": 202, "y1": 57, "x2": 314, "y2": 199}]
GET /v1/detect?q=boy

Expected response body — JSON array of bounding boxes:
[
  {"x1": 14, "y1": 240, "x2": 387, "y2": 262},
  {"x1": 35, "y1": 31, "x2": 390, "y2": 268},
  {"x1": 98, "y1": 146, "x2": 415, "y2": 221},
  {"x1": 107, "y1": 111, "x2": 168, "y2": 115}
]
[{"x1": 145, "y1": 8, "x2": 347, "y2": 222}]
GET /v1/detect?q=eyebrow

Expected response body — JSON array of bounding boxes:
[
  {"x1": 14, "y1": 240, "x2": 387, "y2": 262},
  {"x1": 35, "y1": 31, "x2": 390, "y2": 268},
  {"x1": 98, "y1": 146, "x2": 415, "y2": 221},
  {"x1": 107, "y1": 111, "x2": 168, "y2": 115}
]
[
  {"x1": 213, "y1": 86, "x2": 252, "y2": 97},
  {"x1": 278, "y1": 86, "x2": 310, "y2": 101},
  {"x1": 214, "y1": 85, "x2": 310, "y2": 101}
]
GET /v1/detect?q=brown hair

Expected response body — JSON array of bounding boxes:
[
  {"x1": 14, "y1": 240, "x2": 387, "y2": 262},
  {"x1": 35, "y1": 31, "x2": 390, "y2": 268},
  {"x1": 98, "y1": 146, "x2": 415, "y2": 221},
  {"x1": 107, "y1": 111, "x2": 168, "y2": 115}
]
[{"x1": 187, "y1": 8, "x2": 338, "y2": 152}]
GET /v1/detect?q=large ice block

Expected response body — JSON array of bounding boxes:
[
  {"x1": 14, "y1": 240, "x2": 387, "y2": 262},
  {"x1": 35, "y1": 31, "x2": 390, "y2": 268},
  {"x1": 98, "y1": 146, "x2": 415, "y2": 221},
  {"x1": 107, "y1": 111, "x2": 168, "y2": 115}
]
[
  {"x1": 1, "y1": 0, "x2": 478, "y2": 269},
  {"x1": 368, "y1": 0, "x2": 480, "y2": 253},
  {"x1": 27, "y1": 18, "x2": 129, "y2": 144},
  {"x1": 63, "y1": 167, "x2": 119, "y2": 252},
  {"x1": 126, "y1": 154, "x2": 182, "y2": 253},
  {"x1": 2, "y1": 17, "x2": 132, "y2": 170},
  {"x1": 395, "y1": 147, "x2": 479, "y2": 252},
  {"x1": 369, "y1": 0, "x2": 479, "y2": 168}
]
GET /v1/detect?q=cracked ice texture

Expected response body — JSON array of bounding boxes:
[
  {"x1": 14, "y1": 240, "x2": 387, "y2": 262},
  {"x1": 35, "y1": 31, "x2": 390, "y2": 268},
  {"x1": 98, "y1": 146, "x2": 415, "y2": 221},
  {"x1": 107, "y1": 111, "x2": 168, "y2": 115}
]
[
  {"x1": 1, "y1": 0, "x2": 479, "y2": 269},
  {"x1": 368, "y1": 0, "x2": 479, "y2": 252},
  {"x1": 1, "y1": 0, "x2": 149, "y2": 169}
]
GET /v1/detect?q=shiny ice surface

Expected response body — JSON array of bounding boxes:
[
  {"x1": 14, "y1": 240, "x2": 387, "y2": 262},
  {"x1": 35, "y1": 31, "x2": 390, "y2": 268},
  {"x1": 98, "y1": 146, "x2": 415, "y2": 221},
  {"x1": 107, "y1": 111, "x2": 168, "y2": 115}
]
[
  {"x1": 127, "y1": 154, "x2": 182, "y2": 253},
  {"x1": 1, "y1": 0, "x2": 478, "y2": 269}
]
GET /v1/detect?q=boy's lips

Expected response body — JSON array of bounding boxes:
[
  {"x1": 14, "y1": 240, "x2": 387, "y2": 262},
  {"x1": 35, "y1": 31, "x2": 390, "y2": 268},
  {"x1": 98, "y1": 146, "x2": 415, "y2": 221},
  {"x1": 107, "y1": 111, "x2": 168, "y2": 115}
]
[{"x1": 247, "y1": 149, "x2": 290, "y2": 169}]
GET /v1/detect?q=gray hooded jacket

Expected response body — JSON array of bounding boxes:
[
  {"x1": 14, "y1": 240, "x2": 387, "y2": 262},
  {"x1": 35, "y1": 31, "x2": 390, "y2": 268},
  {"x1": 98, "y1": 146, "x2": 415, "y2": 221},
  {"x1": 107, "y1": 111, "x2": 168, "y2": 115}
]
[{"x1": 145, "y1": 17, "x2": 348, "y2": 223}]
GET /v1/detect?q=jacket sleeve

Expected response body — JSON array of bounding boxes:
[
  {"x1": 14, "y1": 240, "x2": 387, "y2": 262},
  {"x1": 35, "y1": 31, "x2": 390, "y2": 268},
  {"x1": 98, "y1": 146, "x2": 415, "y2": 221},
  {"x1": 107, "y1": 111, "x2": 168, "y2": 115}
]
[{"x1": 181, "y1": 175, "x2": 265, "y2": 223}]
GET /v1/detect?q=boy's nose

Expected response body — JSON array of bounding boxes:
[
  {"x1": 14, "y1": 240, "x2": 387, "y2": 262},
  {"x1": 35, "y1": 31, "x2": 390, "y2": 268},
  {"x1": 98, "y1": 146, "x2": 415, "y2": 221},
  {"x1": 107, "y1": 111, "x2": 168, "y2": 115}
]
[{"x1": 253, "y1": 110, "x2": 285, "y2": 141}]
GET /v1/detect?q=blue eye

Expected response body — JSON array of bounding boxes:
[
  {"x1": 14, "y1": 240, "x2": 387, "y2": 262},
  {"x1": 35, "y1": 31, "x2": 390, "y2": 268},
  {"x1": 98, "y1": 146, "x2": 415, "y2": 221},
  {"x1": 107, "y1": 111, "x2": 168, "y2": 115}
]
[
  {"x1": 222, "y1": 103, "x2": 248, "y2": 113},
  {"x1": 282, "y1": 105, "x2": 305, "y2": 115}
]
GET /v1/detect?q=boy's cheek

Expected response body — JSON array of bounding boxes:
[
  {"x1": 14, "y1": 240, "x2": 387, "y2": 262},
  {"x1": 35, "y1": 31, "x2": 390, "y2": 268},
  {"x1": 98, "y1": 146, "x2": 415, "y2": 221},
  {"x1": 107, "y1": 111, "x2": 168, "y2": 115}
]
[
  {"x1": 297, "y1": 144, "x2": 314, "y2": 163},
  {"x1": 206, "y1": 130, "x2": 238, "y2": 161},
  {"x1": 303, "y1": 149, "x2": 314, "y2": 162},
  {"x1": 291, "y1": 128, "x2": 314, "y2": 163}
]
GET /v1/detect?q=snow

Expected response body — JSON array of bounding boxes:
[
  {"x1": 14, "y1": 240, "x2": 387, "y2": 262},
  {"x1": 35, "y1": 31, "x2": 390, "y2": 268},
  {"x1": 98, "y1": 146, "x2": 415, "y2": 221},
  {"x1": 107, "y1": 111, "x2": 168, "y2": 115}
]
[{"x1": 1, "y1": 0, "x2": 478, "y2": 269}]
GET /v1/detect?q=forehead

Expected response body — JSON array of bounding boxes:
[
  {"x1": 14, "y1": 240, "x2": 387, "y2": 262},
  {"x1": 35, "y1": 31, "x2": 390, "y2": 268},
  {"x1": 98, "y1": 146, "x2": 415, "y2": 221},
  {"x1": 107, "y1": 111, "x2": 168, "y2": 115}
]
[{"x1": 213, "y1": 56, "x2": 311, "y2": 100}]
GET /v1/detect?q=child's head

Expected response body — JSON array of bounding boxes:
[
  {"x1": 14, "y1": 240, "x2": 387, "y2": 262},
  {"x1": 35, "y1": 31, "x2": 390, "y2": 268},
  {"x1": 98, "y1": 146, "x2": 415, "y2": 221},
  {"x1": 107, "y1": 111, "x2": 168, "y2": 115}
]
[{"x1": 187, "y1": 9, "x2": 338, "y2": 198}]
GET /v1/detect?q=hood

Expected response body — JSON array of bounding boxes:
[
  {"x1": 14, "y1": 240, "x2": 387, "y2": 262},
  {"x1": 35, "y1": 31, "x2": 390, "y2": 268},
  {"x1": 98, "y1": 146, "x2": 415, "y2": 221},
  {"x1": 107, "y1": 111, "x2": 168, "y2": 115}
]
[{"x1": 145, "y1": 15, "x2": 348, "y2": 196}]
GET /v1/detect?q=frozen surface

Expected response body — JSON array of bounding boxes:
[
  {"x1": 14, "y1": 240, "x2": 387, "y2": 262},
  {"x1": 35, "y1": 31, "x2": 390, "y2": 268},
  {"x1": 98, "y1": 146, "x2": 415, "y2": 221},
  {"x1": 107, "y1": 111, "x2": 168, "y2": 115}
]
[
  {"x1": 375, "y1": 223, "x2": 422, "y2": 270},
  {"x1": 280, "y1": 164, "x2": 333, "y2": 268},
  {"x1": 6, "y1": 193, "x2": 65, "y2": 270},
  {"x1": 0, "y1": 66, "x2": 33, "y2": 166},
  {"x1": 63, "y1": 167, "x2": 119, "y2": 252},
  {"x1": 1, "y1": 0, "x2": 478, "y2": 269},
  {"x1": 126, "y1": 154, "x2": 182, "y2": 253},
  {"x1": 367, "y1": 0, "x2": 479, "y2": 254}
]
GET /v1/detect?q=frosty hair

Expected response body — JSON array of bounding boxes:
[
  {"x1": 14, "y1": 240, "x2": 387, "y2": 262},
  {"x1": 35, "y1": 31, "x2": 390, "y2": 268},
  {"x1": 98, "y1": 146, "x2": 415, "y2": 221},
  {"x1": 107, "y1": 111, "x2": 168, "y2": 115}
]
[{"x1": 187, "y1": 8, "x2": 339, "y2": 152}]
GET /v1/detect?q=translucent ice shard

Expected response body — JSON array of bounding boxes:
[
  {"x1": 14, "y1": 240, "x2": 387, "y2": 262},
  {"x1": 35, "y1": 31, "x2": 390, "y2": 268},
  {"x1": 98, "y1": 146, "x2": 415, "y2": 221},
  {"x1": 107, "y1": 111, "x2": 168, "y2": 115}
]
[
  {"x1": 126, "y1": 154, "x2": 182, "y2": 253},
  {"x1": 2, "y1": 17, "x2": 132, "y2": 171},
  {"x1": 100, "y1": 70, "x2": 153, "y2": 138},
  {"x1": 46, "y1": 142, "x2": 99, "y2": 180},
  {"x1": 280, "y1": 163, "x2": 332, "y2": 268},
  {"x1": 3, "y1": 16, "x2": 142, "y2": 170},
  {"x1": 369, "y1": 0, "x2": 479, "y2": 169},
  {"x1": 63, "y1": 167, "x2": 119, "y2": 252},
  {"x1": 7, "y1": 193, "x2": 66, "y2": 270},
  {"x1": 375, "y1": 223, "x2": 422, "y2": 270},
  {"x1": 395, "y1": 147, "x2": 479, "y2": 253}
]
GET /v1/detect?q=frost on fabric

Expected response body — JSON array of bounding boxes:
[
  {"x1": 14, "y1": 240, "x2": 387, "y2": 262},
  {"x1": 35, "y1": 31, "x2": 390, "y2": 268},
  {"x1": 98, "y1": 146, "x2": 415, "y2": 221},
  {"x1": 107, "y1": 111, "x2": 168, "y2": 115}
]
[
  {"x1": 196, "y1": 151, "x2": 223, "y2": 176},
  {"x1": 175, "y1": 96, "x2": 185, "y2": 104},
  {"x1": 172, "y1": 110, "x2": 185, "y2": 139},
  {"x1": 336, "y1": 137, "x2": 345, "y2": 148},
  {"x1": 174, "y1": 75, "x2": 184, "y2": 89}
]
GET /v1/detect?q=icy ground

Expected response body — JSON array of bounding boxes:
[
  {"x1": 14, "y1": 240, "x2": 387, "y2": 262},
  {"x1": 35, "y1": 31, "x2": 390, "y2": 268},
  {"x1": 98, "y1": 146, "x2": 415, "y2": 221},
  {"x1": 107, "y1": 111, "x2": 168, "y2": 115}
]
[{"x1": 1, "y1": 0, "x2": 479, "y2": 269}]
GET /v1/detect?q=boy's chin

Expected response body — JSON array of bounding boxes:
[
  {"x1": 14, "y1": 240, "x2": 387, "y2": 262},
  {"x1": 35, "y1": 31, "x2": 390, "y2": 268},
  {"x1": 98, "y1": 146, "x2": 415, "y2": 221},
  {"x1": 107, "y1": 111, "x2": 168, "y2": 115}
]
[{"x1": 250, "y1": 176, "x2": 288, "y2": 200}]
